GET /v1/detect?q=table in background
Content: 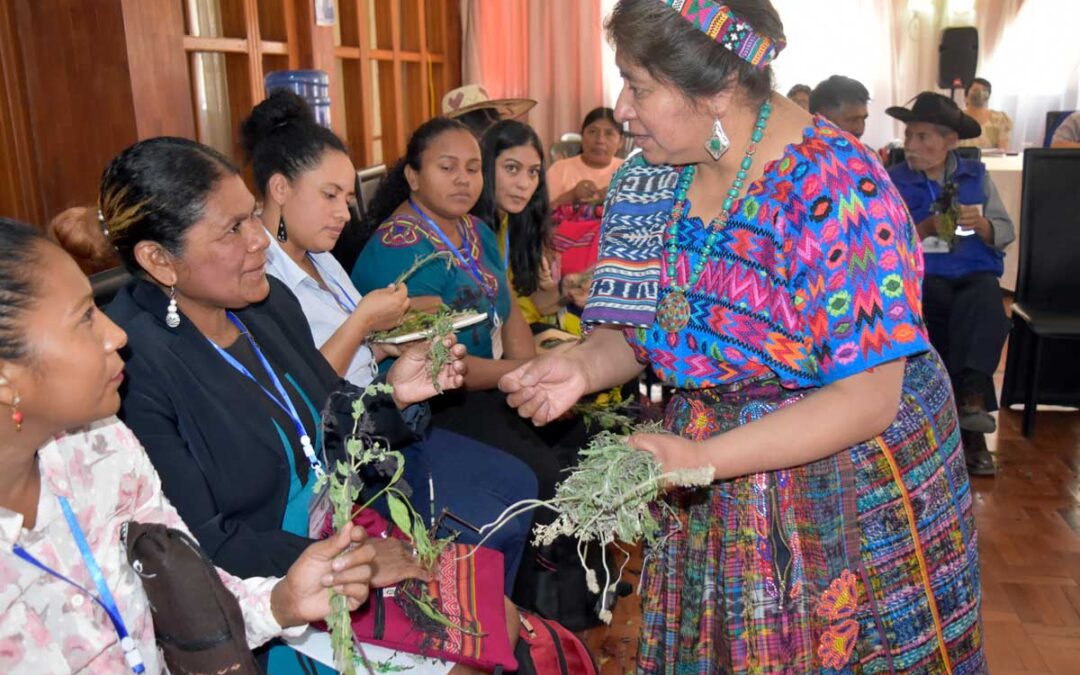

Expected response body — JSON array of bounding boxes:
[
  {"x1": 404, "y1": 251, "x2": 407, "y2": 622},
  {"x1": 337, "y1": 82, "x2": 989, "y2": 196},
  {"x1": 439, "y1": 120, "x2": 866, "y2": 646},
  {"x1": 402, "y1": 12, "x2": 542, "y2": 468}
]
[{"x1": 983, "y1": 154, "x2": 1024, "y2": 291}]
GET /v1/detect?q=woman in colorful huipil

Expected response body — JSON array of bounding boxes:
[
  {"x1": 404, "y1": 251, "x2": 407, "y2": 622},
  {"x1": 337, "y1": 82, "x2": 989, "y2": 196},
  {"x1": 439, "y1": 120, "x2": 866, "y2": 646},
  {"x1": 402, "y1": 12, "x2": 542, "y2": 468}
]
[{"x1": 500, "y1": 0, "x2": 985, "y2": 672}]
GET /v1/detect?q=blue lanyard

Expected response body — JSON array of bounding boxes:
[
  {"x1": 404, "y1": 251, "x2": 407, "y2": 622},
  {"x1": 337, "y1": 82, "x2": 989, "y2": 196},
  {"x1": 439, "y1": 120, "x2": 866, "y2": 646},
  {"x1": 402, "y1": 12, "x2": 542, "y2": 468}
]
[
  {"x1": 500, "y1": 225, "x2": 509, "y2": 272},
  {"x1": 307, "y1": 253, "x2": 358, "y2": 313},
  {"x1": 12, "y1": 496, "x2": 146, "y2": 673},
  {"x1": 409, "y1": 199, "x2": 497, "y2": 300},
  {"x1": 207, "y1": 312, "x2": 324, "y2": 479},
  {"x1": 926, "y1": 177, "x2": 939, "y2": 206}
]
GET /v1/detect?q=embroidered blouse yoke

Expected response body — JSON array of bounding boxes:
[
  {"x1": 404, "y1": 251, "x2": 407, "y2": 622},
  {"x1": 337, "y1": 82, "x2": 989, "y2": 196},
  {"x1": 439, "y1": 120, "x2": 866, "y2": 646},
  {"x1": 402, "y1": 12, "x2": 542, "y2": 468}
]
[{"x1": 586, "y1": 117, "x2": 931, "y2": 389}]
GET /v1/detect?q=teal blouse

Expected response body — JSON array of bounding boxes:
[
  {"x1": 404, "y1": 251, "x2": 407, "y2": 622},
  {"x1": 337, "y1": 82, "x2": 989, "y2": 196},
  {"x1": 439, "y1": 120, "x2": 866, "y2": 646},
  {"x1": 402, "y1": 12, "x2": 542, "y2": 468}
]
[
  {"x1": 352, "y1": 213, "x2": 512, "y2": 359},
  {"x1": 244, "y1": 367, "x2": 333, "y2": 675}
]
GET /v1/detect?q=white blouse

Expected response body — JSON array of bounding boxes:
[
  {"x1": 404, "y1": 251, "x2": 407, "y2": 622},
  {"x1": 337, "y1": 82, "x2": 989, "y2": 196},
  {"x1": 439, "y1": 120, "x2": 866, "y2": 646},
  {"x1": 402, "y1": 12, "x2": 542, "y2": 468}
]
[
  {"x1": 0, "y1": 418, "x2": 300, "y2": 674},
  {"x1": 265, "y1": 236, "x2": 379, "y2": 387}
]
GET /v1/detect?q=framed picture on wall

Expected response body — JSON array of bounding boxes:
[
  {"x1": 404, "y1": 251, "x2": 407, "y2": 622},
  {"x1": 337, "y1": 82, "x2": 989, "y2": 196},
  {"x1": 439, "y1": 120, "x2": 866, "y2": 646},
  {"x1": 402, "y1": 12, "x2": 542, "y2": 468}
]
[{"x1": 315, "y1": 0, "x2": 336, "y2": 26}]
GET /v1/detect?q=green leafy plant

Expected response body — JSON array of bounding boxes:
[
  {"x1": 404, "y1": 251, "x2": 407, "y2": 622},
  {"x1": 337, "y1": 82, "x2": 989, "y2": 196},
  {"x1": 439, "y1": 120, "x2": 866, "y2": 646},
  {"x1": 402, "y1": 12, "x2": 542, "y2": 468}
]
[
  {"x1": 422, "y1": 308, "x2": 457, "y2": 394},
  {"x1": 314, "y1": 382, "x2": 479, "y2": 674},
  {"x1": 572, "y1": 386, "x2": 637, "y2": 434},
  {"x1": 369, "y1": 306, "x2": 475, "y2": 342},
  {"x1": 934, "y1": 181, "x2": 961, "y2": 246},
  {"x1": 314, "y1": 383, "x2": 396, "y2": 675},
  {"x1": 463, "y1": 423, "x2": 714, "y2": 623},
  {"x1": 371, "y1": 305, "x2": 465, "y2": 394}
]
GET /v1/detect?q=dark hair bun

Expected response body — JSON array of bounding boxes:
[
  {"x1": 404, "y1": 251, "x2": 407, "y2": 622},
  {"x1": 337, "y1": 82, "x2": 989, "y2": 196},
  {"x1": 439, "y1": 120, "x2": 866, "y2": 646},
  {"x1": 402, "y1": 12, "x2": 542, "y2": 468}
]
[{"x1": 240, "y1": 90, "x2": 316, "y2": 162}]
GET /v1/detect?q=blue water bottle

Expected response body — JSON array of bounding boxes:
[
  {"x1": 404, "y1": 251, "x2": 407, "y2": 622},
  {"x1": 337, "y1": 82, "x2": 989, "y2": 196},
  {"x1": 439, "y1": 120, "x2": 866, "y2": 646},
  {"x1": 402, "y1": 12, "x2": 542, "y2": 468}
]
[{"x1": 264, "y1": 70, "x2": 331, "y2": 128}]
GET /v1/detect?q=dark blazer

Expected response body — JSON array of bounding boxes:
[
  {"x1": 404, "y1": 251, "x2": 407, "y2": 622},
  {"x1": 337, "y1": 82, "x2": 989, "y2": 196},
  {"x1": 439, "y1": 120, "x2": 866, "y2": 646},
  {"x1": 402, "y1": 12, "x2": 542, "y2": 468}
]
[{"x1": 106, "y1": 277, "x2": 417, "y2": 579}]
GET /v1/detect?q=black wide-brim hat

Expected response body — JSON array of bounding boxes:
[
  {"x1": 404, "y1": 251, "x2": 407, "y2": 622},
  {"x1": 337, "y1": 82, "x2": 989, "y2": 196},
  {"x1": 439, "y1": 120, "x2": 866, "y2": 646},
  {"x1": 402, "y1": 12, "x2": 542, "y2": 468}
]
[{"x1": 886, "y1": 92, "x2": 982, "y2": 140}]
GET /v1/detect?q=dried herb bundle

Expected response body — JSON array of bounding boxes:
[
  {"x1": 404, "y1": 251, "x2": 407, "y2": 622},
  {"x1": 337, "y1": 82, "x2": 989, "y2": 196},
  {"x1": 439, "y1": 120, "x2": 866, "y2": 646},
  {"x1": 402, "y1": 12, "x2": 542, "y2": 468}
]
[{"x1": 465, "y1": 424, "x2": 714, "y2": 623}]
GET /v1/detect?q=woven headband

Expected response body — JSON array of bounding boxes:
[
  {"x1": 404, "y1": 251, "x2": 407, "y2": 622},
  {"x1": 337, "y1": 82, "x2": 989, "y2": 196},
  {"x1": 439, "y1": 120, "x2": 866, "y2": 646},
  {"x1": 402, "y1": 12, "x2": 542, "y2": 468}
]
[{"x1": 659, "y1": 0, "x2": 785, "y2": 68}]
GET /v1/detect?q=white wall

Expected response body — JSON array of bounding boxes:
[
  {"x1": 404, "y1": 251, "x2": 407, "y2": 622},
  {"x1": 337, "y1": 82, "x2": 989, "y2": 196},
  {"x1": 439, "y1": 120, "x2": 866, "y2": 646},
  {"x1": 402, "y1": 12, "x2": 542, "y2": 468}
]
[{"x1": 598, "y1": 0, "x2": 1080, "y2": 151}]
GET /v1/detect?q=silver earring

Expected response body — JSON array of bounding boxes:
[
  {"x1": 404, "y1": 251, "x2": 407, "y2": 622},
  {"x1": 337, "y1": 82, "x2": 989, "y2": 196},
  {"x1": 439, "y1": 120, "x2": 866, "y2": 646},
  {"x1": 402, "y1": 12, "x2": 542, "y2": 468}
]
[
  {"x1": 705, "y1": 118, "x2": 730, "y2": 161},
  {"x1": 165, "y1": 286, "x2": 180, "y2": 328}
]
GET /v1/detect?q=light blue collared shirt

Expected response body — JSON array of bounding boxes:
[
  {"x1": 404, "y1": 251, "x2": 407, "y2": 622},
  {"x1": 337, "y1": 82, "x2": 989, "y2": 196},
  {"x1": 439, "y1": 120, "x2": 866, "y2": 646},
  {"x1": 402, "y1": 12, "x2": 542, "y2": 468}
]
[{"x1": 265, "y1": 236, "x2": 378, "y2": 387}]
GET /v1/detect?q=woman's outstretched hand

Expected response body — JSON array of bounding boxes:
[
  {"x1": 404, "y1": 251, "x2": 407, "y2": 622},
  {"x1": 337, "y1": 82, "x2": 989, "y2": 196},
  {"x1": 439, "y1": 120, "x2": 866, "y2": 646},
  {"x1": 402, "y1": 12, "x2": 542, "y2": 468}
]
[
  {"x1": 270, "y1": 523, "x2": 376, "y2": 627},
  {"x1": 386, "y1": 335, "x2": 468, "y2": 407},
  {"x1": 499, "y1": 354, "x2": 588, "y2": 425}
]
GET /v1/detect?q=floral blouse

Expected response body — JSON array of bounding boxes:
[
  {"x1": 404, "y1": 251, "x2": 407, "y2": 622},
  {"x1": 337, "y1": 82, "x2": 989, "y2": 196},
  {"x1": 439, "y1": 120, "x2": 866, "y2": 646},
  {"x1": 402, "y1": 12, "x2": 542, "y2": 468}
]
[{"x1": 0, "y1": 418, "x2": 300, "y2": 674}]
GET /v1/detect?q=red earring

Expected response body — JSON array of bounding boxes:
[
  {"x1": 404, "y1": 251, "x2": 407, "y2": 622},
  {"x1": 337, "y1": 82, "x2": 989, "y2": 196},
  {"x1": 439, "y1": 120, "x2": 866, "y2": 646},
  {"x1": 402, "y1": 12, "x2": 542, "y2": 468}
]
[{"x1": 11, "y1": 393, "x2": 22, "y2": 432}]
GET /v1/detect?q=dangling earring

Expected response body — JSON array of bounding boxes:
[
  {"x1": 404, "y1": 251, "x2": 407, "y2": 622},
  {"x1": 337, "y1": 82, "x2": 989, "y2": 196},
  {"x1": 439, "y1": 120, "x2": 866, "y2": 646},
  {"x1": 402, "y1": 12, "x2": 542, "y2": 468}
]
[
  {"x1": 277, "y1": 214, "x2": 288, "y2": 242},
  {"x1": 10, "y1": 392, "x2": 22, "y2": 432},
  {"x1": 165, "y1": 286, "x2": 181, "y2": 328},
  {"x1": 705, "y1": 118, "x2": 730, "y2": 161}
]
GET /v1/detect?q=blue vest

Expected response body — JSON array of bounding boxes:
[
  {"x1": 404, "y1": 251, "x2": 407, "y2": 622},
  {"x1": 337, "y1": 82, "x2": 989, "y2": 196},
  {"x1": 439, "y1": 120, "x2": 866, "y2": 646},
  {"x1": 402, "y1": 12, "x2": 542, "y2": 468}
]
[{"x1": 888, "y1": 153, "x2": 1004, "y2": 279}]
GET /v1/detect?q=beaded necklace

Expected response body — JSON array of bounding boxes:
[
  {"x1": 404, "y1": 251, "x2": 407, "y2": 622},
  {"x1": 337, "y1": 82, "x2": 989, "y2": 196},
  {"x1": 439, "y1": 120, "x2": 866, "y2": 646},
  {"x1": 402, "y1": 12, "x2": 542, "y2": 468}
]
[{"x1": 655, "y1": 99, "x2": 773, "y2": 333}]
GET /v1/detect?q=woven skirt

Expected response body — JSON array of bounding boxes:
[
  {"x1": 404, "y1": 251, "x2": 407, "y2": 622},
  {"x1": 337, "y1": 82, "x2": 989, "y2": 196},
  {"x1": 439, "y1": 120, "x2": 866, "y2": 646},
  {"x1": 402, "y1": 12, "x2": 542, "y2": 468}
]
[{"x1": 637, "y1": 351, "x2": 985, "y2": 674}]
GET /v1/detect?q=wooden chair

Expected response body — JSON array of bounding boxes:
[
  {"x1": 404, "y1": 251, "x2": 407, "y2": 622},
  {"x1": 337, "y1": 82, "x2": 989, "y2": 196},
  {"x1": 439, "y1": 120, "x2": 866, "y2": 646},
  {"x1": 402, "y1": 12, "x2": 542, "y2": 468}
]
[{"x1": 1000, "y1": 149, "x2": 1080, "y2": 436}]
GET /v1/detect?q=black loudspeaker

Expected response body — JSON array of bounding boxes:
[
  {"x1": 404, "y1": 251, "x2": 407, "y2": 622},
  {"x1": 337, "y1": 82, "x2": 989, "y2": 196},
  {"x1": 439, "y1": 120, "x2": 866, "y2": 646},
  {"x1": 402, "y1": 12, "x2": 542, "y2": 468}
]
[{"x1": 938, "y1": 27, "x2": 978, "y2": 89}]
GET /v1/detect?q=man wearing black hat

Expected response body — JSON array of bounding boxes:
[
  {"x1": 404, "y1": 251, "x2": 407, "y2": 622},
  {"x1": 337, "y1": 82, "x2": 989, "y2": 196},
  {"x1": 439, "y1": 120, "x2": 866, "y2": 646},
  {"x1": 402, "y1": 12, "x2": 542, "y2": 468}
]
[{"x1": 886, "y1": 92, "x2": 1015, "y2": 477}]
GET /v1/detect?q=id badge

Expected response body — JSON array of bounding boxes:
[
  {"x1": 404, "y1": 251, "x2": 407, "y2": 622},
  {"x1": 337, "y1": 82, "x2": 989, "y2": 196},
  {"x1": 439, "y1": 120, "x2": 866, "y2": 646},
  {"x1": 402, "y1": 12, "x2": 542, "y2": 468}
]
[
  {"x1": 490, "y1": 311, "x2": 504, "y2": 360},
  {"x1": 308, "y1": 479, "x2": 335, "y2": 539}
]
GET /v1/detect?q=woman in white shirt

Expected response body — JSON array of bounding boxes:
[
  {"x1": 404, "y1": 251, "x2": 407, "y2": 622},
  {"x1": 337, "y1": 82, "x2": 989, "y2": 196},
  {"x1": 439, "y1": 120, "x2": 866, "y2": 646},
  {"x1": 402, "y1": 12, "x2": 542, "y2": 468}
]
[
  {"x1": 241, "y1": 93, "x2": 409, "y2": 386},
  {"x1": 0, "y1": 218, "x2": 376, "y2": 673},
  {"x1": 241, "y1": 92, "x2": 537, "y2": 592}
]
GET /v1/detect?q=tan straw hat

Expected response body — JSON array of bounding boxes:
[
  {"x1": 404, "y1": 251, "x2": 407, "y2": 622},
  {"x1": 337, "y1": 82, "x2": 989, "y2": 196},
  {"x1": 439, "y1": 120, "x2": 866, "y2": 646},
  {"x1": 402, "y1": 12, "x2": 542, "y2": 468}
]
[{"x1": 441, "y1": 84, "x2": 537, "y2": 119}]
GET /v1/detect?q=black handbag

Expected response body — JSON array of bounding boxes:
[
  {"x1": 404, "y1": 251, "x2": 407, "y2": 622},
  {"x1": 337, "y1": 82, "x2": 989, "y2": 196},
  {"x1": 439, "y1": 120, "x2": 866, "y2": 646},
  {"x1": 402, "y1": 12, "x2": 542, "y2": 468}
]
[{"x1": 122, "y1": 521, "x2": 264, "y2": 674}]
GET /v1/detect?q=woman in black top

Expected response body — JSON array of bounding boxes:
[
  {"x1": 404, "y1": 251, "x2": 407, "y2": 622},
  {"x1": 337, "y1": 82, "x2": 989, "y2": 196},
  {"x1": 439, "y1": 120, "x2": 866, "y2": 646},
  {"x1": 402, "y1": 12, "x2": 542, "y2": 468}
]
[{"x1": 100, "y1": 137, "x2": 467, "y2": 672}]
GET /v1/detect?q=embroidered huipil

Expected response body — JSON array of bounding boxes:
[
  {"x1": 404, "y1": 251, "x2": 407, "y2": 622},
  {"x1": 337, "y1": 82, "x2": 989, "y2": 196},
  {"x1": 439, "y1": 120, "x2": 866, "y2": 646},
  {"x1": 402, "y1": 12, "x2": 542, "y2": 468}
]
[
  {"x1": 583, "y1": 117, "x2": 985, "y2": 673},
  {"x1": 0, "y1": 417, "x2": 301, "y2": 674}
]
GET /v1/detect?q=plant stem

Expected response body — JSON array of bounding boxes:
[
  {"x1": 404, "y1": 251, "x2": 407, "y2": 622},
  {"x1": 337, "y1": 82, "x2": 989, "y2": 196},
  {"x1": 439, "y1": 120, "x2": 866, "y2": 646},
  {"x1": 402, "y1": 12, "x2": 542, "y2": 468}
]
[{"x1": 394, "y1": 251, "x2": 453, "y2": 287}]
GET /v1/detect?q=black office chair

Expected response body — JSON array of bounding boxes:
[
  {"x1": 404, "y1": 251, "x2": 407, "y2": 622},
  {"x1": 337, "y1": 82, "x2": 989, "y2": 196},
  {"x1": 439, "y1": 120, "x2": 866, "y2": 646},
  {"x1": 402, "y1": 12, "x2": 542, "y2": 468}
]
[
  {"x1": 357, "y1": 164, "x2": 386, "y2": 211},
  {"x1": 89, "y1": 266, "x2": 131, "y2": 306},
  {"x1": 1043, "y1": 111, "x2": 1077, "y2": 147},
  {"x1": 330, "y1": 164, "x2": 387, "y2": 272},
  {"x1": 1000, "y1": 149, "x2": 1080, "y2": 436}
]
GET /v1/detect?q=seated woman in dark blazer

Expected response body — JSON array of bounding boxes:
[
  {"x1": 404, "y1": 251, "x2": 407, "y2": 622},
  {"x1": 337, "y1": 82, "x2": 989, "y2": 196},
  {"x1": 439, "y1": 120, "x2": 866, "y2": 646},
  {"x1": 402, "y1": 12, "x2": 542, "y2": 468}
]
[{"x1": 99, "y1": 137, "x2": 473, "y2": 673}]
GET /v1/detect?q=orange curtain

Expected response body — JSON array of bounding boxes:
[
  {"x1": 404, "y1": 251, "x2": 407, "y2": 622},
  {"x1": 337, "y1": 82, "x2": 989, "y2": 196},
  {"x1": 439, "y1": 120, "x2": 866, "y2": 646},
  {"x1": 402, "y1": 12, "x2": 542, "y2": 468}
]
[
  {"x1": 460, "y1": 0, "x2": 605, "y2": 152},
  {"x1": 974, "y1": 0, "x2": 1024, "y2": 68}
]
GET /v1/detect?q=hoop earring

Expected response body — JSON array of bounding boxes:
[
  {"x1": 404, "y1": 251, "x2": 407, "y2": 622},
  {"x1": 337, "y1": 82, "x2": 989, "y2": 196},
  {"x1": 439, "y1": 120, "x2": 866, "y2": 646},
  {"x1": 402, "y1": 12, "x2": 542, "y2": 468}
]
[
  {"x1": 165, "y1": 286, "x2": 181, "y2": 328},
  {"x1": 10, "y1": 392, "x2": 22, "y2": 432},
  {"x1": 705, "y1": 118, "x2": 731, "y2": 161},
  {"x1": 277, "y1": 214, "x2": 288, "y2": 242}
]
